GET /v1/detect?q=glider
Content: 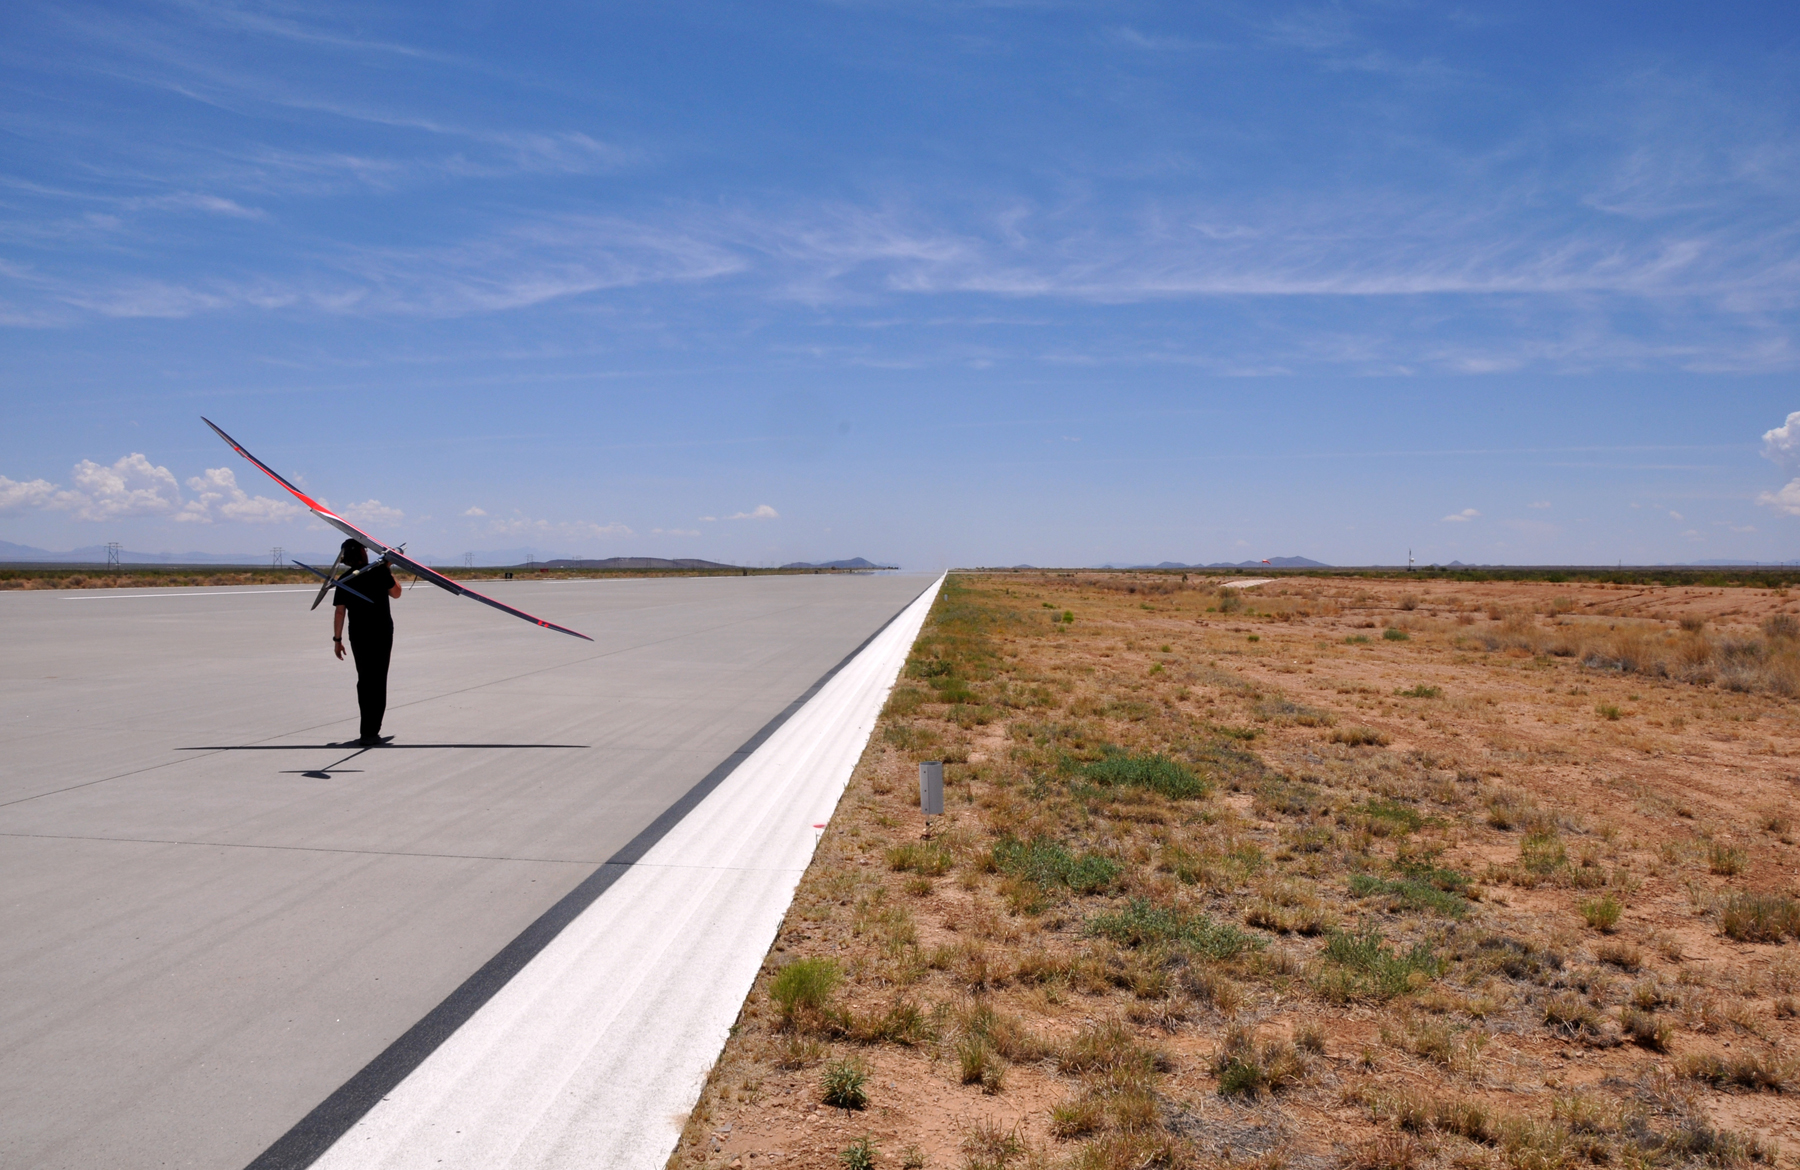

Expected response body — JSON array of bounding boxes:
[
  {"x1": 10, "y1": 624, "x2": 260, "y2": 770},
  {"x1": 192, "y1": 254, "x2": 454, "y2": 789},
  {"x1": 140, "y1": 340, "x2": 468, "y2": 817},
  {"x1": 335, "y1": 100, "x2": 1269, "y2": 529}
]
[{"x1": 202, "y1": 418, "x2": 592, "y2": 641}]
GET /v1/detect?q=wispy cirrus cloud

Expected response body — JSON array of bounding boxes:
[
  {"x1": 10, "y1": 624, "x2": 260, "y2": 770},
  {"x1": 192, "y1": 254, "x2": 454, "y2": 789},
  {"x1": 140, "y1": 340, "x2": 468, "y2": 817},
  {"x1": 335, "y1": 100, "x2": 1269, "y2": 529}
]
[
  {"x1": 3, "y1": 0, "x2": 1798, "y2": 382},
  {"x1": 481, "y1": 512, "x2": 632, "y2": 540},
  {"x1": 1104, "y1": 26, "x2": 1217, "y2": 52}
]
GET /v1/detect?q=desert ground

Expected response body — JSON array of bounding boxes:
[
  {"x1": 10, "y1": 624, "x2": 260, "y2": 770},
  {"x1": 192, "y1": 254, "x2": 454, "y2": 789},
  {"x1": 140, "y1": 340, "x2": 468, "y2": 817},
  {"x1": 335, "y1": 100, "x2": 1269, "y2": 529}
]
[{"x1": 672, "y1": 572, "x2": 1800, "y2": 1170}]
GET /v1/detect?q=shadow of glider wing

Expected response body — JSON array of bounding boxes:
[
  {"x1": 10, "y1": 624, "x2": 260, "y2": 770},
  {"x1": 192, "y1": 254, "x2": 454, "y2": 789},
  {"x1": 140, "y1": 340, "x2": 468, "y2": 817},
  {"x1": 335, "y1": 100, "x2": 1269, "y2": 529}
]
[{"x1": 201, "y1": 417, "x2": 593, "y2": 641}]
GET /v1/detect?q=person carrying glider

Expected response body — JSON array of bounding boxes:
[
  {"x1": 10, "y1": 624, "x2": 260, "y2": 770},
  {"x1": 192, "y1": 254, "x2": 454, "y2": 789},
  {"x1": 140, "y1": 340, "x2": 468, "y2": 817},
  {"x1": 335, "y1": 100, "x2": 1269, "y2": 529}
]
[{"x1": 331, "y1": 538, "x2": 403, "y2": 746}]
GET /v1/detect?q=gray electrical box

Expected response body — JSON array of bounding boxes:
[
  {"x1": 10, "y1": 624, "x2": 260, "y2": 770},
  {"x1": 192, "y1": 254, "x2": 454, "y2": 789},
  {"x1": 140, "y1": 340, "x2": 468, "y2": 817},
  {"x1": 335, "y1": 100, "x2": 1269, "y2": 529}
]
[{"x1": 919, "y1": 760, "x2": 944, "y2": 817}]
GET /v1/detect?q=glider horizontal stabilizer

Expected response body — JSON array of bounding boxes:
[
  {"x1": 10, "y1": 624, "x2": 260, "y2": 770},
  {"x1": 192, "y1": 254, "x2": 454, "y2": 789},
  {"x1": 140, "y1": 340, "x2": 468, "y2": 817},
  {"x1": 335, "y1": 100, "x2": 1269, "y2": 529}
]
[
  {"x1": 305, "y1": 551, "x2": 343, "y2": 611},
  {"x1": 291, "y1": 559, "x2": 372, "y2": 606},
  {"x1": 202, "y1": 417, "x2": 592, "y2": 641}
]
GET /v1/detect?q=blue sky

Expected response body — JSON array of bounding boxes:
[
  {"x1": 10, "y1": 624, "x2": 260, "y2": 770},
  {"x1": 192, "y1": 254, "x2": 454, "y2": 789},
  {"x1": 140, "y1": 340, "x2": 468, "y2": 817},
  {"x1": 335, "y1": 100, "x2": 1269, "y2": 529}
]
[{"x1": 3, "y1": 1, "x2": 1799, "y2": 567}]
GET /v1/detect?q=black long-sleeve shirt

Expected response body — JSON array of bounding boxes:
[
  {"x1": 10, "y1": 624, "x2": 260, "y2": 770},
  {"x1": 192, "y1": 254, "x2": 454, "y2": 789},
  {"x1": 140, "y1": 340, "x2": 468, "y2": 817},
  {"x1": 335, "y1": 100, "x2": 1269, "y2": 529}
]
[{"x1": 335, "y1": 564, "x2": 396, "y2": 632}]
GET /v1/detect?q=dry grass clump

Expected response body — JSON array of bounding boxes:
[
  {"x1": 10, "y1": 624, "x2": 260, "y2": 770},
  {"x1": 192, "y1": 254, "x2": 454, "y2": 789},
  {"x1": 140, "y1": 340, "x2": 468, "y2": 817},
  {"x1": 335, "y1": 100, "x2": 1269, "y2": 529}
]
[
  {"x1": 1541, "y1": 991, "x2": 1613, "y2": 1042},
  {"x1": 1209, "y1": 1022, "x2": 1307, "y2": 1098},
  {"x1": 1331, "y1": 725, "x2": 1392, "y2": 747},
  {"x1": 1708, "y1": 840, "x2": 1749, "y2": 876},
  {"x1": 1314, "y1": 927, "x2": 1440, "y2": 1003},
  {"x1": 1476, "y1": 612, "x2": 1800, "y2": 695},
  {"x1": 821, "y1": 1058, "x2": 870, "y2": 1109},
  {"x1": 953, "y1": 1002, "x2": 1045, "y2": 1094},
  {"x1": 1719, "y1": 892, "x2": 1800, "y2": 942},
  {"x1": 771, "y1": 957, "x2": 842, "y2": 1028},
  {"x1": 1619, "y1": 1004, "x2": 1674, "y2": 1050},
  {"x1": 1049, "y1": 1020, "x2": 1178, "y2": 1155},
  {"x1": 838, "y1": 1134, "x2": 877, "y2": 1169},
  {"x1": 1675, "y1": 1048, "x2": 1798, "y2": 1092},
  {"x1": 0, "y1": 567, "x2": 323, "y2": 590},
  {"x1": 1363, "y1": 1086, "x2": 1783, "y2": 1167},
  {"x1": 1595, "y1": 939, "x2": 1642, "y2": 970},
  {"x1": 1578, "y1": 892, "x2": 1623, "y2": 932},
  {"x1": 959, "y1": 1119, "x2": 1027, "y2": 1170},
  {"x1": 1344, "y1": 1129, "x2": 1428, "y2": 1170},
  {"x1": 886, "y1": 841, "x2": 953, "y2": 875}
]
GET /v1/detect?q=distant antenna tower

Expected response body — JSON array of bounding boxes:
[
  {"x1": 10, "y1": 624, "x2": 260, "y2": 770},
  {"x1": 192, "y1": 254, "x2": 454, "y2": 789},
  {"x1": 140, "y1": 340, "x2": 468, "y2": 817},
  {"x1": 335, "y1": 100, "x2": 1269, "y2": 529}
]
[
  {"x1": 526, "y1": 551, "x2": 536, "y2": 569},
  {"x1": 464, "y1": 551, "x2": 474, "y2": 569},
  {"x1": 271, "y1": 546, "x2": 284, "y2": 567},
  {"x1": 106, "y1": 542, "x2": 121, "y2": 571}
]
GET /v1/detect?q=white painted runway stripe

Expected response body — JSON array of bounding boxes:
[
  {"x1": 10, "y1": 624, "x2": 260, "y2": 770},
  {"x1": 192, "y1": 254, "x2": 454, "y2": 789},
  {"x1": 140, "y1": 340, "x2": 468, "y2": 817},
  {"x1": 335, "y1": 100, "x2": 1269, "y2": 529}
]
[
  {"x1": 61, "y1": 588, "x2": 320, "y2": 599},
  {"x1": 306, "y1": 573, "x2": 945, "y2": 1170}
]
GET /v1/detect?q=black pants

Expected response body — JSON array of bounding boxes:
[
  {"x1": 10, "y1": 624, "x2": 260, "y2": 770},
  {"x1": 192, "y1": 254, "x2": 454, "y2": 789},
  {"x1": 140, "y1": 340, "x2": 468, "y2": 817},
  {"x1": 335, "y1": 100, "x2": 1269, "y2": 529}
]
[{"x1": 349, "y1": 620, "x2": 393, "y2": 741}]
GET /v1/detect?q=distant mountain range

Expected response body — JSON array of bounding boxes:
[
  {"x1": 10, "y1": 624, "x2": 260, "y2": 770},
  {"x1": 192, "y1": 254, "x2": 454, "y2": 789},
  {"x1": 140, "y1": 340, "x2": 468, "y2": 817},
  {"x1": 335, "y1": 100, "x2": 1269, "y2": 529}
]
[
  {"x1": 0, "y1": 539, "x2": 325, "y2": 565},
  {"x1": 780, "y1": 558, "x2": 895, "y2": 570},
  {"x1": 6, "y1": 538, "x2": 1790, "y2": 572},
  {"x1": 535, "y1": 557, "x2": 739, "y2": 570},
  {"x1": 1101, "y1": 556, "x2": 1332, "y2": 570},
  {"x1": 0, "y1": 541, "x2": 897, "y2": 572},
  {"x1": 532, "y1": 556, "x2": 893, "y2": 571}
]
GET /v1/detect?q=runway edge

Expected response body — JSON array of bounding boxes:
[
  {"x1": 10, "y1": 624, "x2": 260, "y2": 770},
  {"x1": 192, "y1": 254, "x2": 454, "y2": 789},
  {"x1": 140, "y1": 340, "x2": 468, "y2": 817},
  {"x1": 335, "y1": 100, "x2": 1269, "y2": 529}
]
[{"x1": 302, "y1": 574, "x2": 946, "y2": 1170}]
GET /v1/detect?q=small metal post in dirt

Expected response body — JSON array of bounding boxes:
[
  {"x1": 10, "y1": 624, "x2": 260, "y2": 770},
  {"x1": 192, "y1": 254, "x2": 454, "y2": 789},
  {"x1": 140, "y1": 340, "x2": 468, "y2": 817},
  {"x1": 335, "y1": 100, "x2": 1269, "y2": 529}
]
[{"x1": 919, "y1": 760, "x2": 944, "y2": 837}]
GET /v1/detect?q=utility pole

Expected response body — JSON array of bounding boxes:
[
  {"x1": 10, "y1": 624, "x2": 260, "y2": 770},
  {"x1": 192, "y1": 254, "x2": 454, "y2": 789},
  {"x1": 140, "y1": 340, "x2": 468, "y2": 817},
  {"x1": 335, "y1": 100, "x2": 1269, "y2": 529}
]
[
  {"x1": 464, "y1": 551, "x2": 474, "y2": 569},
  {"x1": 106, "y1": 542, "x2": 121, "y2": 571},
  {"x1": 271, "y1": 546, "x2": 284, "y2": 567}
]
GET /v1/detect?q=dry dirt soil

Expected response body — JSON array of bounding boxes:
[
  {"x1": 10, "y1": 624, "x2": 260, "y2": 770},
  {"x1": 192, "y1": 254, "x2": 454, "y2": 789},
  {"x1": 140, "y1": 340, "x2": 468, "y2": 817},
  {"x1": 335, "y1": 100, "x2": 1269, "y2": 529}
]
[{"x1": 671, "y1": 573, "x2": 1800, "y2": 1170}]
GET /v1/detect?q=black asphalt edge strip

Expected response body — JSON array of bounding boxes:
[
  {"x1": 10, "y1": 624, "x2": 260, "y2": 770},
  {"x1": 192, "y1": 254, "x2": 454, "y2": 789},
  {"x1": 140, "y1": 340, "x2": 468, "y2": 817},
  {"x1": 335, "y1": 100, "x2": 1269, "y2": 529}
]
[{"x1": 244, "y1": 578, "x2": 936, "y2": 1170}]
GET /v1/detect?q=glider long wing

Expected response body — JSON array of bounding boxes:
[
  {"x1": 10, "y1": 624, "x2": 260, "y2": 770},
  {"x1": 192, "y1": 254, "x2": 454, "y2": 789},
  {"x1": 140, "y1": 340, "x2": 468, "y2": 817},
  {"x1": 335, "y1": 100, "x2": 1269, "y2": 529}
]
[{"x1": 202, "y1": 418, "x2": 594, "y2": 641}]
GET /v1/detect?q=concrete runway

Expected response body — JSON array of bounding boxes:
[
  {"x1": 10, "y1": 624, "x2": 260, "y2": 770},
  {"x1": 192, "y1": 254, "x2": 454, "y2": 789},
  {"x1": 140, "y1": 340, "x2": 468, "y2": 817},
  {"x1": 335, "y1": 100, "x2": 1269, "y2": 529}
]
[{"x1": 0, "y1": 573, "x2": 931, "y2": 1170}]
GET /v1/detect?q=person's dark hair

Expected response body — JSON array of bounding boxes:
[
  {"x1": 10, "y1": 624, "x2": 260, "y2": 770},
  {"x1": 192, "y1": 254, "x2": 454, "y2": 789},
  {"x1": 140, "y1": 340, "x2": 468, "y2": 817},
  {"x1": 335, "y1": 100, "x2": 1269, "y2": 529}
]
[{"x1": 340, "y1": 538, "x2": 368, "y2": 569}]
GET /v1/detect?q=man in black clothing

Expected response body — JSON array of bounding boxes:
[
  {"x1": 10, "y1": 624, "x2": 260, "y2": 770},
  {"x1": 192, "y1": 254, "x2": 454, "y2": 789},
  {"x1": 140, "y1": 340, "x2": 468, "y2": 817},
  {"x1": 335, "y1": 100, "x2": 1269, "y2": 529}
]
[{"x1": 331, "y1": 538, "x2": 403, "y2": 746}]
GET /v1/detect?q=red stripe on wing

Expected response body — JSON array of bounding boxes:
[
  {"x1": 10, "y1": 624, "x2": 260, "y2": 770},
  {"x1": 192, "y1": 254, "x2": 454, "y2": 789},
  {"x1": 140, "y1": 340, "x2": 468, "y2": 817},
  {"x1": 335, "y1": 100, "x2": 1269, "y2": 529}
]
[{"x1": 203, "y1": 417, "x2": 592, "y2": 641}]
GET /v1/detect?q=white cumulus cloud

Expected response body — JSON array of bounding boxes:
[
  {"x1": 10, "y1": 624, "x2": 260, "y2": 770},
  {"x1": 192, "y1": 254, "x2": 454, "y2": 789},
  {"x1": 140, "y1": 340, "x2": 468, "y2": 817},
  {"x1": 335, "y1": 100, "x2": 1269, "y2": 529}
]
[
  {"x1": 1759, "y1": 479, "x2": 1800, "y2": 516},
  {"x1": 1762, "y1": 412, "x2": 1800, "y2": 470},
  {"x1": 61, "y1": 454, "x2": 182, "y2": 520},
  {"x1": 178, "y1": 467, "x2": 303, "y2": 524},
  {"x1": 463, "y1": 506, "x2": 487, "y2": 516},
  {"x1": 342, "y1": 499, "x2": 405, "y2": 526},
  {"x1": 726, "y1": 504, "x2": 779, "y2": 521},
  {"x1": 1757, "y1": 412, "x2": 1800, "y2": 516},
  {"x1": 0, "y1": 475, "x2": 57, "y2": 512},
  {"x1": 1441, "y1": 508, "x2": 1480, "y2": 523}
]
